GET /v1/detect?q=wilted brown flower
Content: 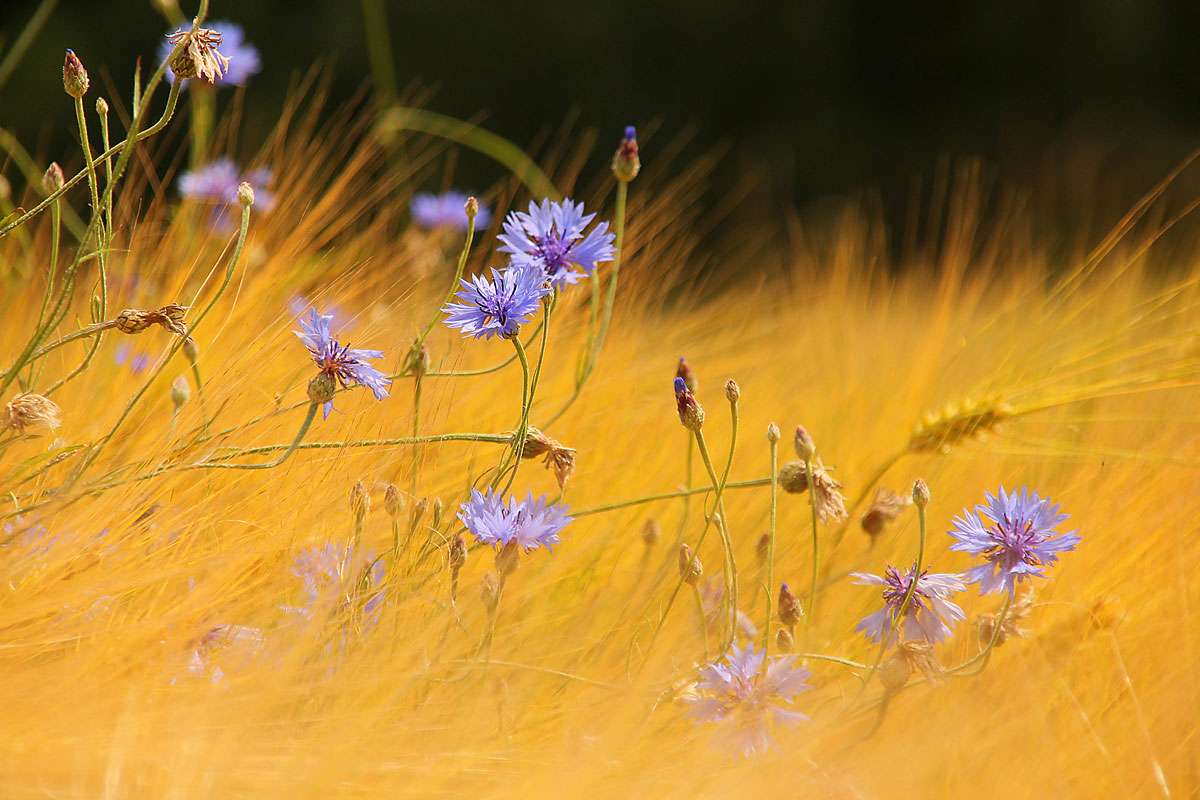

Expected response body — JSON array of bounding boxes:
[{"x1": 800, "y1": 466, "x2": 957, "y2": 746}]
[
  {"x1": 5, "y1": 393, "x2": 62, "y2": 435},
  {"x1": 860, "y1": 487, "x2": 911, "y2": 540},
  {"x1": 166, "y1": 26, "x2": 231, "y2": 84},
  {"x1": 978, "y1": 589, "x2": 1035, "y2": 646},
  {"x1": 115, "y1": 304, "x2": 189, "y2": 337},
  {"x1": 519, "y1": 427, "x2": 576, "y2": 489},
  {"x1": 778, "y1": 460, "x2": 848, "y2": 521}
]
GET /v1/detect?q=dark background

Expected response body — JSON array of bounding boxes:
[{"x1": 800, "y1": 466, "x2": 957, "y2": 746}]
[{"x1": 4, "y1": 0, "x2": 1200, "y2": 254}]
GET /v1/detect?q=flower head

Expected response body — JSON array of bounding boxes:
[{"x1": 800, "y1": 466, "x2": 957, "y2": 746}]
[
  {"x1": 4, "y1": 393, "x2": 62, "y2": 435},
  {"x1": 851, "y1": 565, "x2": 966, "y2": 645},
  {"x1": 674, "y1": 376, "x2": 705, "y2": 431},
  {"x1": 411, "y1": 191, "x2": 491, "y2": 231},
  {"x1": 457, "y1": 488, "x2": 571, "y2": 553},
  {"x1": 162, "y1": 21, "x2": 260, "y2": 86},
  {"x1": 283, "y1": 542, "x2": 385, "y2": 631},
  {"x1": 442, "y1": 266, "x2": 549, "y2": 340},
  {"x1": 499, "y1": 198, "x2": 615, "y2": 290},
  {"x1": 179, "y1": 158, "x2": 274, "y2": 213},
  {"x1": 684, "y1": 643, "x2": 811, "y2": 756},
  {"x1": 778, "y1": 460, "x2": 848, "y2": 521},
  {"x1": 860, "y1": 486, "x2": 911, "y2": 540},
  {"x1": 294, "y1": 308, "x2": 391, "y2": 419},
  {"x1": 949, "y1": 486, "x2": 1080, "y2": 595}
]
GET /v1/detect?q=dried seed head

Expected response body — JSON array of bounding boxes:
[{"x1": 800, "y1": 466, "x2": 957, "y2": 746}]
[
  {"x1": 383, "y1": 483, "x2": 403, "y2": 518},
  {"x1": 675, "y1": 356, "x2": 697, "y2": 393},
  {"x1": 5, "y1": 393, "x2": 62, "y2": 435},
  {"x1": 236, "y1": 181, "x2": 255, "y2": 207},
  {"x1": 63, "y1": 50, "x2": 89, "y2": 98},
  {"x1": 912, "y1": 478, "x2": 931, "y2": 508},
  {"x1": 115, "y1": 304, "x2": 189, "y2": 336},
  {"x1": 778, "y1": 582, "x2": 803, "y2": 628},
  {"x1": 673, "y1": 377, "x2": 704, "y2": 432},
  {"x1": 496, "y1": 539, "x2": 520, "y2": 578},
  {"x1": 449, "y1": 534, "x2": 467, "y2": 571},
  {"x1": 307, "y1": 372, "x2": 337, "y2": 406},
  {"x1": 519, "y1": 427, "x2": 577, "y2": 489},
  {"x1": 793, "y1": 425, "x2": 817, "y2": 461},
  {"x1": 756, "y1": 532, "x2": 770, "y2": 566},
  {"x1": 979, "y1": 589, "x2": 1036, "y2": 646},
  {"x1": 170, "y1": 375, "x2": 190, "y2": 411},
  {"x1": 166, "y1": 26, "x2": 231, "y2": 84},
  {"x1": 861, "y1": 486, "x2": 910, "y2": 539},
  {"x1": 350, "y1": 481, "x2": 371, "y2": 522},
  {"x1": 678, "y1": 543, "x2": 703, "y2": 585},
  {"x1": 898, "y1": 640, "x2": 942, "y2": 685},
  {"x1": 95, "y1": 97, "x2": 108, "y2": 116},
  {"x1": 641, "y1": 518, "x2": 660, "y2": 547},
  {"x1": 878, "y1": 650, "x2": 913, "y2": 692},
  {"x1": 465, "y1": 196, "x2": 479, "y2": 220},
  {"x1": 182, "y1": 336, "x2": 199, "y2": 363},
  {"x1": 611, "y1": 125, "x2": 641, "y2": 183},
  {"x1": 775, "y1": 626, "x2": 795, "y2": 653},
  {"x1": 766, "y1": 422, "x2": 781, "y2": 444},
  {"x1": 724, "y1": 379, "x2": 740, "y2": 405},
  {"x1": 42, "y1": 162, "x2": 64, "y2": 194},
  {"x1": 909, "y1": 396, "x2": 1013, "y2": 454},
  {"x1": 778, "y1": 460, "x2": 848, "y2": 521}
]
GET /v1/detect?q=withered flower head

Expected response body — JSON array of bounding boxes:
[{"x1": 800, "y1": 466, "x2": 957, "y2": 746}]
[
  {"x1": 778, "y1": 460, "x2": 848, "y2": 522},
  {"x1": 350, "y1": 481, "x2": 371, "y2": 522},
  {"x1": 679, "y1": 543, "x2": 703, "y2": 585},
  {"x1": 978, "y1": 589, "x2": 1036, "y2": 646},
  {"x1": 5, "y1": 393, "x2": 62, "y2": 436},
  {"x1": 115, "y1": 304, "x2": 189, "y2": 337},
  {"x1": 384, "y1": 483, "x2": 403, "y2": 518},
  {"x1": 519, "y1": 427, "x2": 576, "y2": 489},
  {"x1": 777, "y1": 582, "x2": 803, "y2": 628},
  {"x1": 860, "y1": 486, "x2": 911, "y2": 540},
  {"x1": 166, "y1": 26, "x2": 231, "y2": 84}
]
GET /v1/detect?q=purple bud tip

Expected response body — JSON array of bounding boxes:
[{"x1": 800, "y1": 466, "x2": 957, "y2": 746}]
[
  {"x1": 673, "y1": 376, "x2": 688, "y2": 394},
  {"x1": 624, "y1": 125, "x2": 637, "y2": 140},
  {"x1": 781, "y1": 582, "x2": 789, "y2": 590},
  {"x1": 66, "y1": 49, "x2": 75, "y2": 56}
]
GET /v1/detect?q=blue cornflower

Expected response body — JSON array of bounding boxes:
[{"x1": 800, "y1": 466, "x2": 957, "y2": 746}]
[
  {"x1": 411, "y1": 191, "x2": 492, "y2": 231},
  {"x1": 160, "y1": 20, "x2": 261, "y2": 87},
  {"x1": 294, "y1": 308, "x2": 391, "y2": 419},
  {"x1": 498, "y1": 198, "x2": 615, "y2": 290},
  {"x1": 283, "y1": 542, "x2": 386, "y2": 624},
  {"x1": 684, "y1": 643, "x2": 811, "y2": 756},
  {"x1": 851, "y1": 565, "x2": 966, "y2": 645},
  {"x1": 949, "y1": 486, "x2": 1080, "y2": 595},
  {"x1": 179, "y1": 158, "x2": 275, "y2": 212},
  {"x1": 442, "y1": 266, "x2": 550, "y2": 340},
  {"x1": 457, "y1": 488, "x2": 572, "y2": 553}
]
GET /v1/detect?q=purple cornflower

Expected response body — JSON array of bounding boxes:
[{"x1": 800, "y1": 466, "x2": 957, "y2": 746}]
[
  {"x1": 294, "y1": 308, "x2": 391, "y2": 419},
  {"x1": 160, "y1": 20, "x2": 261, "y2": 87},
  {"x1": 411, "y1": 191, "x2": 492, "y2": 231},
  {"x1": 442, "y1": 266, "x2": 550, "y2": 340},
  {"x1": 457, "y1": 488, "x2": 572, "y2": 553},
  {"x1": 684, "y1": 643, "x2": 811, "y2": 756},
  {"x1": 949, "y1": 486, "x2": 1080, "y2": 595},
  {"x1": 283, "y1": 542, "x2": 386, "y2": 625},
  {"x1": 851, "y1": 565, "x2": 966, "y2": 645},
  {"x1": 179, "y1": 158, "x2": 275, "y2": 212},
  {"x1": 498, "y1": 198, "x2": 615, "y2": 290}
]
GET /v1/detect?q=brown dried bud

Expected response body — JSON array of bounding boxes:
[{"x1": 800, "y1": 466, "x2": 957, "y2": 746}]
[
  {"x1": 449, "y1": 534, "x2": 467, "y2": 571},
  {"x1": 611, "y1": 125, "x2": 640, "y2": 183},
  {"x1": 912, "y1": 478, "x2": 931, "y2": 508},
  {"x1": 481, "y1": 573, "x2": 501, "y2": 613},
  {"x1": 793, "y1": 425, "x2": 817, "y2": 461},
  {"x1": 766, "y1": 422, "x2": 781, "y2": 444},
  {"x1": 675, "y1": 356, "x2": 697, "y2": 393},
  {"x1": 383, "y1": 484, "x2": 403, "y2": 518},
  {"x1": 350, "y1": 481, "x2": 371, "y2": 522},
  {"x1": 641, "y1": 518, "x2": 660, "y2": 547},
  {"x1": 43, "y1": 163, "x2": 64, "y2": 194},
  {"x1": 431, "y1": 497, "x2": 444, "y2": 530},
  {"x1": 63, "y1": 50, "x2": 90, "y2": 98},
  {"x1": 775, "y1": 626, "x2": 795, "y2": 653},
  {"x1": 5, "y1": 393, "x2": 63, "y2": 435},
  {"x1": 861, "y1": 487, "x2": 911, "y2": 540},
  {"x1": 307, "y1": 373, "x2": 337, "y2": 406},
  {"x1": 496, "y1": 539, "x2": 520, "y2": 578},
  {"x1": 678, "y1": 543, "x2": 703, "y2": 585},
  {"x1": 166, "y1": 27, "x2": 230, "y2": 84},
  {"x1": 408, "y1": 497, "x2": 429, "y2": 534},
  {"x1": 724, "y1": 379, "x2": 740, "y2": 405},
  {"x1": 519, "y1": 427, "x2": 576, "y2": 489},
  {"x1": 778, "y1": 460, "x2": 848, "y2": 521},
  {"x1": 778, "y1": 583, "x2": 803, "y2": 628},
  {"x1": 114, "y1": 304, "x2": 188, "y2": 336}
]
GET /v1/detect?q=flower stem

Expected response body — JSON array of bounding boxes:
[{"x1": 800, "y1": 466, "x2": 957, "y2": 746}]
[
  {"x1": 863, "y1": 499, "x2": 929, "y2": 686},
  {"x1": 696, "y1": 430, "x2": 739, "y2": 651},
  {"x1": 762, "y1": 433, "x2": 779, "y2": 657},
  {"x1": 805, "y1": 456, "x2": 820, "y2": 627},
  {"x1": 948, "y1": 584, "x2": 1015, "y2": 676}
]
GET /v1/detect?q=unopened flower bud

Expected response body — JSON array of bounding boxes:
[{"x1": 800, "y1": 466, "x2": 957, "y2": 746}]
[
  {"x1": 408, "y1": 497, "x2": 429, "y2": 533},
  {"x1": 170, "y1": 375, "x2": 190, "y2": 411},
  {"x1": 307, "y1": 372, "x2": 337, "y2": 406},
  {"x1": 384, "y1": 483, "x2": 403, "y2": 518},
  {"x1": 63, "y1": 50, "x2": 90, "y2": 98},
  {"x1": 236, "y1": 181, "x2": 255, "y2": 207},
  {"x1": 350, "y1": 481, "x2": 371, "y2": 522},
  {"x1": 611, "y1": 125, "x2": 640, "y2": 183},
  {"x1": 641, "y1": 518, "x2": 660, "y2": 547},
  {"x1": 5, "y1": 393, "x2": 63, "y2": 435},
  {"x1": 496, "y1": 539, "x2": 520, "y2": 578},
  {"x1": 95, "y1": 97, "x2": 109, "y2": 116},
  {"x1": 674, "y1": 377, "x2": 704, "y2": 432},
  {"x1": 678, "y1": 543, "x2": 703, "y2": 585},
  {"x1": 766, "y1": 422, "x2": 781, "y2": 444},
  {"x1": 912, "y1": 478, "x2": 931, "y2": 508},
  {"x1": 775, "y1": 626, "x2": 795, "y2": 653},
  {"x1": 793, "y1": 425, "x2": 817, "y2": 461},
  {"x1": 42, "y1": 163, "x2": 64, "y2": 194},
  {"x1": 724, "y1": 379, "x2": 740, "y2": 405},
  {"x1": 675, "y1": 356, "x2": 697, "y2": 393},
  {"x1": 431, "y1": 497, "x2": 444, "y2": 530},
  {"x1": 465, "y1": 196, "x2": 479, "y2": 220},
  {"x1": 449, "y1": 534, "x2": 467, "y2": 571},
  {"x1": 778, "y1": 583, "x2": 803, "y2": 628}
]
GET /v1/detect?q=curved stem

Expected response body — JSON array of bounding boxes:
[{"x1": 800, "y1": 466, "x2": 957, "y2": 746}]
[
  {"x1": 417, "y1": 213, "x2": 476, "y2": 350},
  {"x1": 183, "y1": 403, "x2": 318, "y2": 471},
  {"x1": 805, "y1": 456, "x2": 820, "y2": 627},
  {"x1": 762, "y1": 433, "x2": 779, "y2": 657},
  {"x1": 696, "y1": 429, "x2": 738, "y2": 651},
  {"x1": 949, "y1": 584, "x2": 1015, "y2": 676}
]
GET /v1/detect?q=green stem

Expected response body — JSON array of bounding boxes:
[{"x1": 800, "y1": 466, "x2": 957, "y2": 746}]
[
  {"x1": 805, "y1": 457, "x2": 820, "y2": 627},
  {"x1": 360, "y1": 0, "x2": 397, "y2": 104},
  {"x1": 492, "y1": 337, "x2": 532, "y2": 488},
  {"x1": 948, "y1": 584, "x2": 1014, "y2": 676},
  {"x1": 415, "y1": 211, "x2": 476, "y2": 351},
  {"x1": 763, "y1": 433, "x2": 779, "y2": 657},
  {"x1": 188, "y1": 84, "x2": 214, "y2": 169},
  {"x1": 183, "y1": 403, "x2": 318, "y2": 471},
  {"x1": 863, "y1": 499, "x2": 929, "y2": 685},
  {"x1": 696, "y1": 429, "x2": 738, "y2": 652}
]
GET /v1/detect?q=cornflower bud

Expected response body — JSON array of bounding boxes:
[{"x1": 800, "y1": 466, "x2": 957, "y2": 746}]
[
  {"x1": 675, "y1": 356, "x2": 697, "y2": 393},
  {"x1": 63, "y1": 50, "x2": 89, "y2": 98},
  {"x1": 778, "y1": 582, "x2": 803, "y2": 628},
  {"x1": 879, "y1": 650, "x2": 912, "y2": 692},
  {"x1": 465, "y1": 196, "x2": 479, "y2": 221},
  {"x1": 170, "y1": 376, "x2": 190, "y2": 412},
  {"x1": 674, "y1": 377, "x2": 704, "y2": 432},
  {"x1": 236, "y1": 181, "x2": 255, "y2": 207},
  {"x1": 793, "y1": 425, "x2": 816, "y2": 462},
  {"x1": 43, "y1": 163, "x2": 64, "y2": 194},
  {"x1": 642, "y1": 518, "x2": 660, "y2": 547},
  {"x1": 384, "y1": 483, "x2": 403, "y2": 518},
  {"x1": 431, "y1": 497, "x2": 444, "y2": 530},
  {"x1": 481, "y1": 573, "x2": 501, "y2": 614},
  {"x1": 678, "y1": 543, "x2": 703, "y2": 585},
  {"x1": 912, "y1": 478, "x2": 931, "y2": 508},
  {"x1": 766, "y1": 422, "x2": 781, "y2": 444},
  {"x1": 350, "y1": 481, "x2": 371, "y2": 522},
  {"x1": 95, "y1": 97, "x2": 109, "y2": 117},
  {"x1": 308, "y1": 373, "x2": 337, "y2": 407},
  {"x1": 724, "y1": 379, "x2": 740, "y2": 405},
  {"x1": 611, "y1": 125, "x2": 640, "y2": 183},
  {"x1": 182, "y1": 336, "x2": 200, "y2": 363},
  {"x1": 775, "y1": 626, "x2": 795, "y2": 653}
]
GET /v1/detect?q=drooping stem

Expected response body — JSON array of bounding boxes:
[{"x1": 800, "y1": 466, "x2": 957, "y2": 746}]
[{"x1": 180, "y1": 403, "x2": 318, "y2": 472}]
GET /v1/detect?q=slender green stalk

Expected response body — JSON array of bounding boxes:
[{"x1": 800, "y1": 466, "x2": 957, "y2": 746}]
[
  {"x1": 183, "y1": 404, "x2": 318, "y2": 471},
  {"x1": 0, "y1": 0, "x2": 59, "y2": 92},
  {"x1": 804, "y1": 456, "x2": 820, "y2": 626},
  {"x1": 361, "y1": 0, "x2": 397, "y2": 104},
  {"x1": 762, "y1": 431, "x2": 779, "y2": 657},
  {"x1": 691, "y1": 583, "x2": 710, "y2": 661},
  {"x1": 97, "y1": 96, "x2": 113, "y2": 252},
  {"x1": 415, "y1": 210, "x2": 476, "y2": 351},
  {"x1": 498, "y1": 296, "x2": 553, "y2": 496},
  {"x1": 695, "y1": 430, "x2": 738, "y2": 651},
  {"x1": 28, "y1": 200, "x2": 61, "y2": 385},
  {"x1": 492, "y1": 338, "x2": 532, "y2": 486},
  {"x1": 188, "y1": 84, "x2": 214, "y2": 168},
  {"x1": 74, "y1": 96, "x2": 101, "y2": 242},
  {"x1": 948, "y1": 584, "x2": 1014, "y2": 676}
]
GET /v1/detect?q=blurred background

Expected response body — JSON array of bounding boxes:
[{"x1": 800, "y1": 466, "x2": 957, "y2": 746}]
[{"x1": 4, "y1": 0, "x2": 1200, "y2": 259}]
